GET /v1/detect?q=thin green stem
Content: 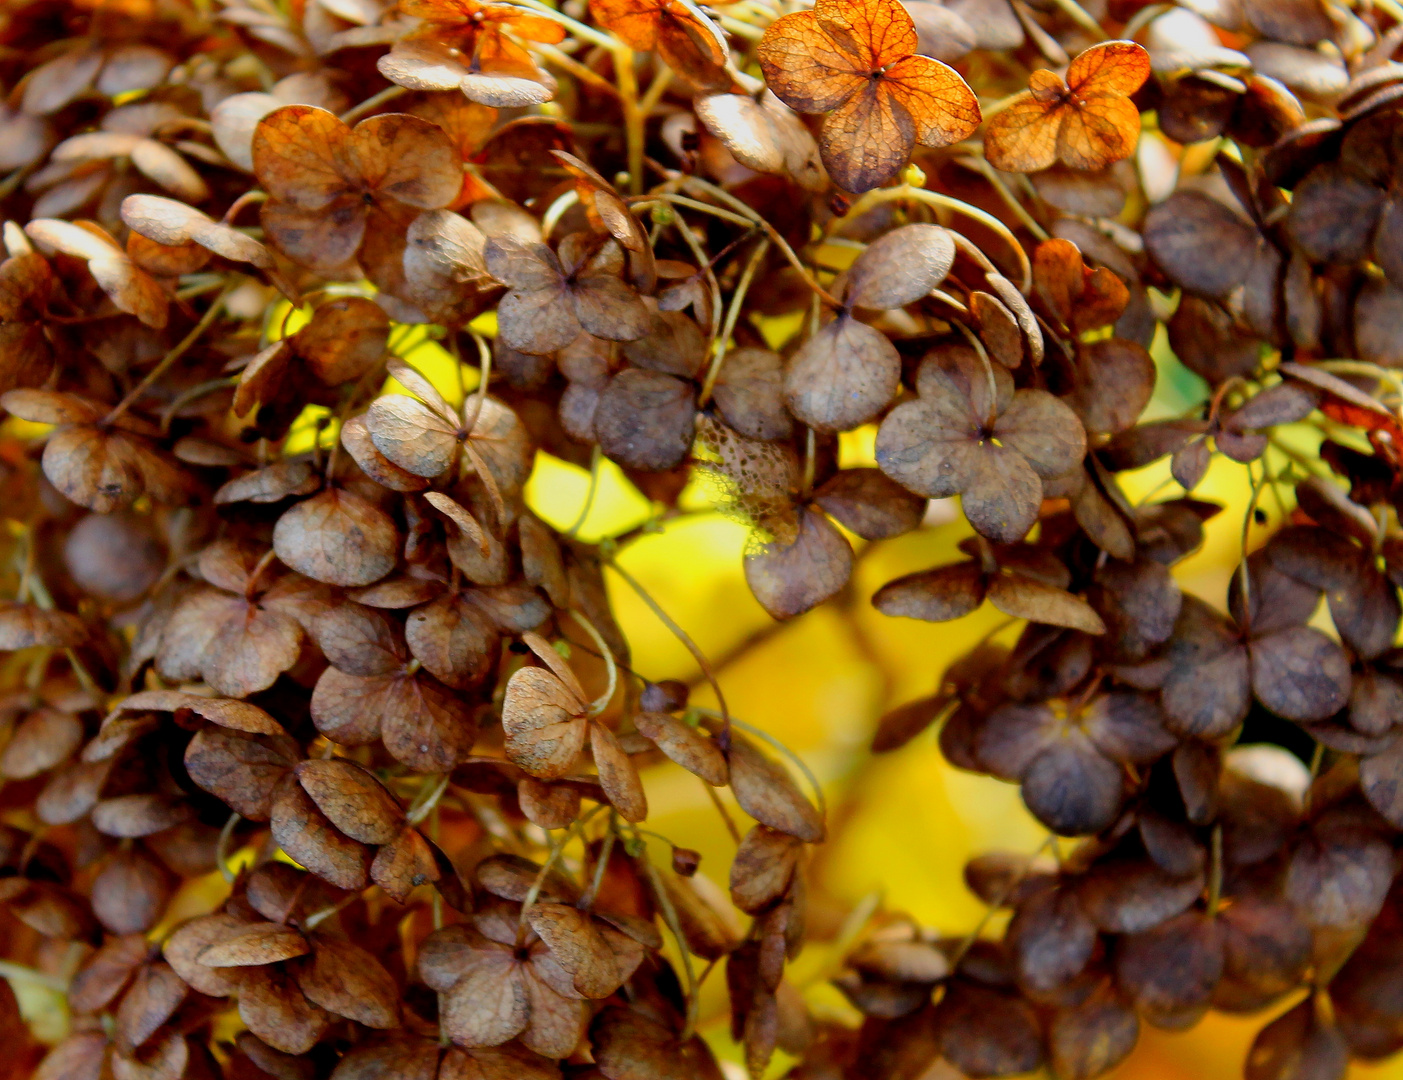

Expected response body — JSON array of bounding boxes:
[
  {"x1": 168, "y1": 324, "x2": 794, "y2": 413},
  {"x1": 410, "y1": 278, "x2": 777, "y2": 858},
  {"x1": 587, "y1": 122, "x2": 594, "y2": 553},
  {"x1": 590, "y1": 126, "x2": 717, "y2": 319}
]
[
  {"x1": 679, "y1": 178, "x2": 844, "y2": 307},
  {"x1": 961, "y1": 156, "x2": 1050, "y2": 242},
  {"x1": 517, "y1": 806, "x2": 604, "y2": 940},
  {"x1": 694, "y1": 708, "x2": 827, "y2": 822},
  {"x1": 407, "y1": 773, "x2": 451, "y2": 826},
  {"x1": 536, "y1": 44, "x2": 621, "y2": 98},
  {"x1": 840, "y1": 185, "x2": 1033, "y2": 294},
  {"x1": 568, "y1": 446, "x2": 604, "y2": 538},
  {"x1": 633, "y1": 828, "x2": 700, "y2": 1041},
  {"x1": 0, "y1": 959, "x2": 67, "y2": 992},
  {"x1": 580, "y1": 810, "x2": 617, "y2": 909},
  {"x1": 950, "y1": 834, "x2": 1057, "y2": 965},
  {"x1": 570, "y1": 609, "x2": 618, "y2": 717},
  {"x1": 698, "y1": 238, "x2": 769, "y2": 405},
  {"x1": 614, "y1": 46, "x2": 644, "y2": 195},
  {"x1": 639, "y1": 66, "x2": 674, "y2": 117},
  {"x1": 668, "y1": 214, "x2": 724, "y2": 343},
  {"x1": 339, "y1": 84, "x2": 408, "y2": 124},
  {"x1": 1048, "y1": 0, "x2": 1108, "y2": 39},
  {"x1": 514, "y1": 0, "x2": 619, "y2": 50},
  {"x1": 637, "y1": 193, "x2": 754, "y2": 229},
  {"x1": 1206, "y1": 823, "x2": 1223, "y2": 913},
  {"x1": 107, "y1": 283, "x2": 234, "y2": 425},
  {"x1": 607, "y1": 559, "x2": 730, "y2": 740}
]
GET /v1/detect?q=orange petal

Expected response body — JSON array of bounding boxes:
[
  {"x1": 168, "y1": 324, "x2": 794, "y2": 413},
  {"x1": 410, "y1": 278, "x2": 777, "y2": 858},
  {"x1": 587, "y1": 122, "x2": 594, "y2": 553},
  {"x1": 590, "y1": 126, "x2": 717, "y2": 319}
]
[
  {"x1": 982, "y1": 92, "x2": 1062, "y2": 173},
  {"x1": 251, "y1": 105, "x2": 355, "y2": 210},
  {"x1": 1066, "y1": 39, "x2": 1150, "y2": 96},
  {"x1": 881, "y1": 54, "x2": 981, "y2": 149},
  {"x1": 757, "y1": 10, "x2": 865, "y2": 114},
  {"x1": 813, "y1": 0, "x2": 918, "y2": 69},
  {"x1": 1057, "y1": 92, "x2": 1140, "y2": 171},
  {"x1": 817, "y1": 82, "x2": 914, "y2": 192}
]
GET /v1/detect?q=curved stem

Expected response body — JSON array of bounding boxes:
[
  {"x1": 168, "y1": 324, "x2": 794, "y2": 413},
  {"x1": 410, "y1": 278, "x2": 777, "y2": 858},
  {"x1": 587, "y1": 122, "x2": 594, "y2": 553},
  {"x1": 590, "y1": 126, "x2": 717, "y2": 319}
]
[
  {"x1": 106, "y1": 283, "x2": 234, "y2": 425},
  {"x1": 606, "y1": 558, "x2": 731, "y2": 741},
  {"x1": 1206, "y1": 823, "x2": 1223, "y2": 913},
  {"x1": 339, "y1": 84, "x2": 408, "y2": 124},
  {"x1": 960, "y1": 156, "x2": 1050, "y2": 243},
  {"x1": 536, "y1": 44, "x2": 621, "y2": 98},
  {"x1": 613, "y1": 46, "x2": 644, "y2": 195},
  {"x1": 570, "y1": 610, "x2": 618, "y2": 717},
  {"x1": 632, "y1": 828, "x2": 700, "y2": 1041},
  {"x1": 517, "y1": 806, "x2": 604, "y2": 941},
  {"x1": 216, "y1": 812, "x2": 241, "y2": 884},
  {"x1": 514, "y1": 0, "x2": 619, "y2": 50},
  {"x1": 679, "y1": 178, "x2": 844, "y2": 307},
  {"x1": 952, "y1": 319, "x2": 999, "y2": 428},
  {"x1": 668, "y1": 213, "x2": 725, "y2": 342},
  {"x1": 579, "y1": 810, "x2": 617, "y2": 909},
  {"x1": 406, "y1": 773, "x2": 451, "y2": 826},
  {"x1": 696, "y1": 708, "x2": 827, "y2": 823},
  {"x1": 698, "y1": 238, "x2": 769, "y2": 405},
  {"x1": 568, "y1": 446, "x2": 603, "y2": 538},
  {"x1": 637, "y1": 193, "x2": 754, "y2": 229},
  {"x1": 841, "y1": 185, "x2": 1033, "y2": 294},
  {"x1": 1048, "y1": 0, "x2": 1107, "y2": 39}
]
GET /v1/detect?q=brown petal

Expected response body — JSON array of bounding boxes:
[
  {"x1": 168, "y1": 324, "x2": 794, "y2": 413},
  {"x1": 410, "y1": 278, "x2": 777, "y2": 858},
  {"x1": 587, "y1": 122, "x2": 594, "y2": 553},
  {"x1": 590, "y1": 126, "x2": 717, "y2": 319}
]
[
  {"x1": 270, "y1": 774, "x2": 372, "y2": 891},
  {"x1": 274, "y1": 488, "x2": 398, "y2": 587},
  {"x1": 70, "y1": 934, "x2": 149, "y2": 1013},
  {"x1": 784, "y1": 315, "x2": 900, "y2": 432},
  {"x1": 589, "y1": 721, "x2": 648, "y2": 822},
  {"x1": 237, "y1": 965, "x2": 333, "y2": 1055},
  {"x1": 1248, "y1": 627, "x2": 1351, "y2": 722},
  {"x1": 1284, "y1": 826, "x2": 1393, "y2": 928},
  {"x1": 1066, "y1": 338, "x2": 1155, "y2": 436},
  {"x1": 632, "y1": 711, "x2": 728, "y2": 786},
  {"x1": 727, "y1": 731, "x2": 824, "y2": 842},
  {"x1": 342, "y1": 414, "x2": 432, "y2": 492},
  {"x1": 201, "y1": 603, "x2": 304, "y2": 699},
  {"x1": 91, "y1": 793, "x2": 192, "y2": 838},
  {"x1": 873, "y1": 561, "x2": 986, "y2": 622},
  {"x1": 1007, "y1": 885, "x2": 1096, "y2": 993},
  {"x1": 712, "y1": 347, "x2": 793, "y2": 441},
  {"x1": 1048, "y1": 980, "x2": 1139, "y2": 1080},
  {"x1": 115, "y1": 962, "x2": 188, "y2": 1053},
  {"x1": 1021, "y1": 733, "x2": 1124, "y2": 835},
  {"x1": 440, "y1": 952, "x2": 529, "y2": 1048},
  {"x1": 406, "y1": 593, "x2": 501, "y2": 690},
  {"x1": 364, "y1": 394, "x2": 460, "y2": 478},
  {"x1": 527, "y1": 903, "x2": 623, "y2": 999},
  {"x1": 502, "y1": 666, "x2": 589, "y2": 780},
  {"x1": 92, "y1": 846, "x2": 170, "y2": 934},
  {"x1": 291, "y1": 934, "x2": 399, "y2": 1028},
  {"x1": 163, "y1": 914, "x2": 248, "y2": 997},
  {"x1": 1114, "y1": 911, "x2": 1223, "y2": 1029},
  {"x1": 1077, "y1": 855, "x2": 1204, "y2": 933},
  {"x1": 986, "y1": 573, "x2": 1106, "y2": 634},
  {"x1": 199, "y1": 922, "x2": 311, "y2": 967},
  {"x1": 744, "y1": 507, "x2": 853, "y2": 620},
  {"x1": 184, "y1": 727, "x2": 297, "y2": 821},
  {"x1": 295, "y1": 758, "x2": 404, "y2": 845},
  {"x1": 295, "y1": 297, "x2": 389, "y2": 384},
  {"x1": 813, "y1": 468, "x2": 925, "y2": 540},
  {"x1": 0, "y1": 707, "x2": 81, "y2": 779},
  {"x1": 381, "y1": 671, "x2": 480, "y2": 773},
  {"x1": 730, "y1": 826, "x2": 801, "y2": 914},
  {"x1": 1245, "y1": 998, "x2": 1348, "y2": 1080},
  {"x1": 517, "y1": 777, "x2": 582, "y2": 831},
  {"x1": 935, "y1": 981, "x2": 1044, "y2": 1078},
  {"x1": 845, "y1": 223, "x2": 956, "y2": 310},
  {"x1": 594, "y1": 370, "x2": 697, "y2": 472}
]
